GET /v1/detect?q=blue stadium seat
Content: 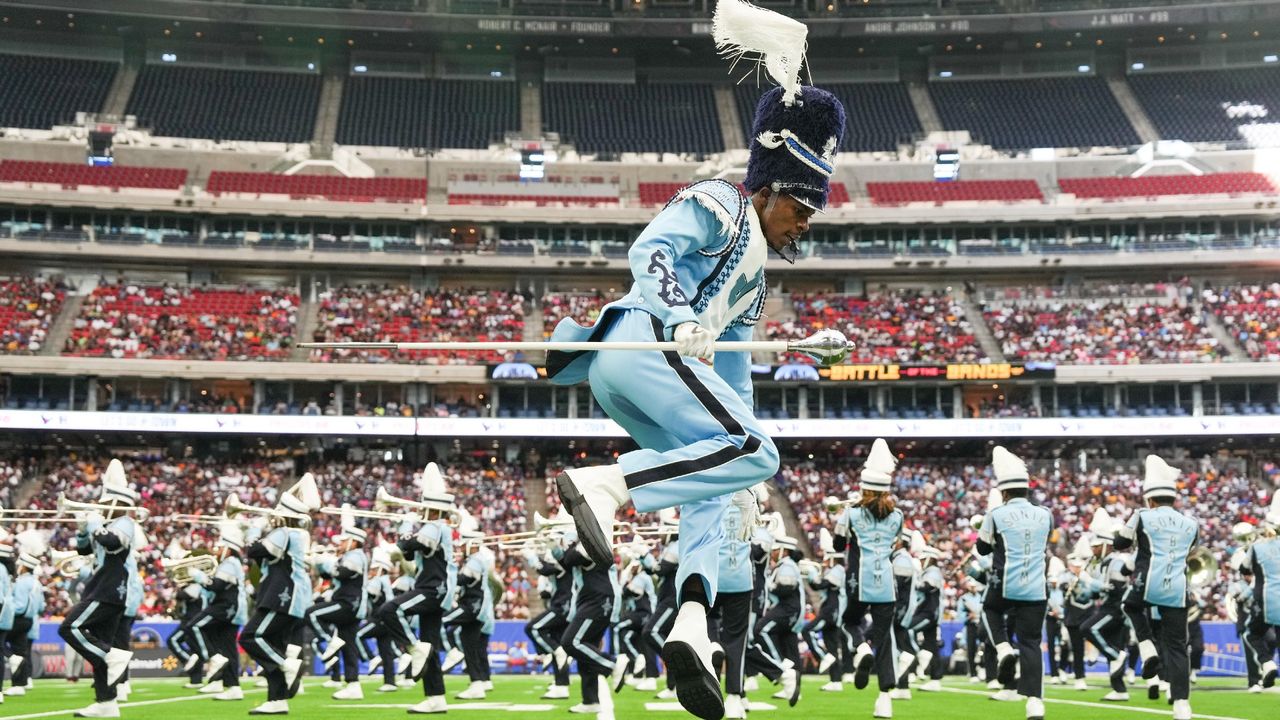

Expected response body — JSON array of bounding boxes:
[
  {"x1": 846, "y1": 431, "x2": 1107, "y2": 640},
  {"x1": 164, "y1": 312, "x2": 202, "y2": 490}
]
[
  {"x1": 336, "y1": 77, "x2": 518, "y2": 150},
  {"x1": 0, "y1": 53, "x2": 116, "y2": 130},
  {"x1": 736, "y1": 81, "x2": 922, "y2": 152},
  {"x1": 543, "y1": 82, "x2": 722, "y2": 154},
  {"x1": 1128, "y1": 67, "x2": 1280, "y2": 143}
]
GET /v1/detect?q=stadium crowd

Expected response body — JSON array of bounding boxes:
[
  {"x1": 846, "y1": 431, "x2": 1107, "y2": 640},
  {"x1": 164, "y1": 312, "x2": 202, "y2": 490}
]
[
  {"x1": 1203, "y1": 282, "x2": 1280, "y2": 361},
  {"x1": 540, "y1": 291, "x2": 613, "y2": 338},
  {"x1": 0, "y1": 275, "x2": 68, "y2": 354}
]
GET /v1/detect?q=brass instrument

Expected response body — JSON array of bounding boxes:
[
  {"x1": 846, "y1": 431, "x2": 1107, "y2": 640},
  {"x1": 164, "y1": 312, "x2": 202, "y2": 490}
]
[
  {"x1": 165, "y1": 513, "x2": 231, "y2": 526},
  {"x1": 48, "y1": 548, "x2": 91, "y2": 576},
  {"x1": 225, "y1": 494, "x2": 310, "y2": 527},
  {"x1": 372, "y1": 486, "x2": 460, "y2": 525},
  {"x1": 1186, "y1": 546, "x2": 1218, "y2": 588},
  {"x1": 57, "y1": 492, "x2": 151, "y2": 521},
  {"x1": 161, "y1": 554, "x2": 218, "y2": 584}
]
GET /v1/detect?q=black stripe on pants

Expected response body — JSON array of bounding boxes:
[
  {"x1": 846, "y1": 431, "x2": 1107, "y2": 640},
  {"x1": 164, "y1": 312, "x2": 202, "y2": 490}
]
[
  {"x1": 241, "y1": 609, "x2": 300, "y2": 701},
  {"x1": 58, "y1": 599, "x2": 123, "y2": 702},
  {"x1": 710, "y1": 591, "x2": 751, "y2": 695},
  {"x1": 8, "y1": 618, "x2": 33, "y2": 686},
  {"x1": 981, "y1": 595, "x2": 1046, "y2": 699},
  {"x1": 561, "y1": 612, "x2": 613, "y2": 704}
]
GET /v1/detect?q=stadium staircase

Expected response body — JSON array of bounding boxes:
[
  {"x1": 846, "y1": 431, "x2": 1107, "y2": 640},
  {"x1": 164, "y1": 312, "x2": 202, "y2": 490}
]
[
  {"x1": 102, "y1": 58, "x2": 139, "y2": 117},
  {"x1": 1204, "y1": 308, "x2": 1248, "y2": 360},
  {"x1": 959, "y1": 292, "x2": 1007, "y2": 362},
  {"x1": 714, "y1": 85, "x2": 745, "y2": 150},
  {"x1": 524, "y1": 300, "x2": 547, "y2": 365},
  {"x1": 311, "y1": 69, "x2": 345, "y2": 158},
  {"x1": 39, "y1": 293, "x2": 84, "y2": 357},
  {"x1": 1106, "y1": 75, "x2": 1159, "y2": 144},
  {"x1": 521, "y1": 81, "x2": 542, "y2": 137},
  {"x1": 906, "y1": 81, "x2": 944, "y2": 134},
  {"x1": 290, "y1": 296, "x2": 319, "y2": 361}
]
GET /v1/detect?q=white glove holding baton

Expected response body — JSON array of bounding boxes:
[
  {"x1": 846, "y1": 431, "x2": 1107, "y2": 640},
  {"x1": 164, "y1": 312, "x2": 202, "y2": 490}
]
[{"x1": 673, "y1": 322, "x2": 716, "y2": 361}]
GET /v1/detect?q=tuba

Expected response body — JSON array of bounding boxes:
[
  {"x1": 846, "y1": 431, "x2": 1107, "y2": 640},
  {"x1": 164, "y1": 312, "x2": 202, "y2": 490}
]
[
  {"x1": 161, "y1": 554, "x2": 218, "y2": 585},
  {"x1": 1185, "y1": 546, "x2": 1218, "y2": 588},
  {"x1": 50, "y1": 548, "x2": 92, "y2": 576}
]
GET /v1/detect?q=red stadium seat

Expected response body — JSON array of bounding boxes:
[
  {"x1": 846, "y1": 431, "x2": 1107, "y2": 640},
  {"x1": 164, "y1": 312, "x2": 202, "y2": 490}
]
[
  {"x1": 205, "y1": 171, "x2": 427, "y2": 203},
  {"x1": 0, "y1": 160, "x2": 187, "y2": 191},
  {"x1": 1059, "y1": 172, "x2": 1277, "y2": 200},
  {"x1": 865, "y1": 180, "x2": 1043, "y2": 206}
]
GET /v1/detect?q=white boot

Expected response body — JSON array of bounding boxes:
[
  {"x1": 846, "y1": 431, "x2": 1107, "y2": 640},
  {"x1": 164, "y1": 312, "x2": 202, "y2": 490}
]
[
  {"x1": 75, "y1": 700, "x2": 121, "y2": 718},
  {"x1": 554, "y1": 646, "x2": 569, "y2": 672},
  {"x1": 282, "y1": 644, "x2": 303, "y2": 691},
  {"x1": 104, "y1": 648, "x2": 133, "y2": 686},
  {"x1": 207, "y1": 653, "x2": 229, "y2": 681},
  {"x1": 542, "y1": 684, "x2": 571, "y2": 699},
  {"x1": 322, "y1": 638, "x2": 346, "y2": 669},
  {"x1": 724, "y1": 694, "x2": 746, "y2": 719},
  {"x1": 409, "y1": 641, "x2": 434, "y2": 679},
  {"x1": 4, "y1": 686, "x2": 25, "y2": 697},
  {"x1": 873, "y1": 692, "x2": 893, "y2": 719},
  {"x1": 323, "y1": 679, "x2": 344, "y2": 688},
  {"x1": 556, "y1": 466, "x2": 628, "y2": 567},
  {"x1": 660, "y1": 601, "x2": 725, "y2": 717},
  {"x1": 1026, "y1": 696, "x2": 1045, "y2": 720},
  {"x1": 333, "y1": 682, "x2": 364, "y2": 700},
  {"x1": 1262, "y1": 660, "x2": 1278, "y2": 688},
  {"x1": 396, "y1": 653, "x2": 412, "y2": 675},
  {"x1": 457, "y1": 681, "x2": 487, "y2": 700},
  {"x1": 569, "y1": 703, "x2": 602, "y2": 713},
  {"x1": 397, "y1": 676, "x2": 417, "y2": 688},
  {"x1": 896, "y1": 652, "x2": 916, "y2": 684},
  {"x1": 851, "y1": 642, "x2": 874, "y2": 690},
  {"x1": 483, "y1": 680, "x2": 493, "y2": 691},
  {"x1": 184, "y1": 653, "x2": 202, "y2": 673},
  {"x1": 888, "y1": 688, "x2": 911, "y2": 700},
  {"x1": 116, "y1": 681, "x2": 131, "y2": 702},
  {"x1": 1108, "y1": 651, "x2": 1128, "y2": 679},
  {"x1": 1073, "y1": 679, "x2": 1088, "y2": 691},
  {"x1": 213, "y1": 685, "x2": 244, "y2": 701},
  {"x1": 918, "y1": 679, "x2": 941, "y2": 692},
  {"x1": 367, "y1": 655, "x2": 383, "y2": 675},
  {"x1": 1101, "y1": 690, "x2": 1130, "y2": 701},
  {"x1": 1248, "y1": 683, "x2": 1264, "y2": 693},
  {"x1": 915, "y1": 650, "x2": 934, "y2": 678},
  {"x1": 779, "y1": 665, "x2": 799, "y2": 706},
  {"x1": 818, "y1": 653, "x2": 836, "y2": 675},
  {"x1": 408, "y1": 696, "x2": 448, "y2": 714},
  {"x1": 990, "y1": 689, "x2": 1019, "y2": 702},
  {"x1": 633, "y1": 654, "x2": 647, "y2": 676},
  {"x1": 442, "y1": 647, "x2": 466, "y2": 673},
  {"x1": 635, "y1": 677, "x2": 657, "y2": 692},
  {"x1": 6, "y1": 655, "x2": 19, "y2": 676},
  {"x1": 249, "y1": 700, "x2": 289, "y2": 715},
  {"x1": 656, "y1": 688, "x2": 677, "y2": 699},
  {"x1": 994, "y1": 642, "x2": 1017, "y2": 685},
  {"x1": 378, "y1": 683, "x2": 399, "y2": 693},
  {"x1": 1137, "y1": 640, "x2": 1161, "y2": 679},
  {"x1": 1172, "y1": 699, "x2": 1192, "y2": 720},
  {"x1": 596, "y1": 677, "x2": 615, "y2": 720},
  {"x1": 1189, "y1": 669, "x2": 1199, "y2": 684},
  {"x1": 610, "y1": 655, "x2": 631, "y2": 693},
  {"x1": 986, "y1": 680, "x2": 1002, "y2": 690},
  {"x1": 820, "y1": 681, "x2": 843, "y2": 692},
  {"x1": 968, "y1": 676, "x2": 981, "y2": 684}
]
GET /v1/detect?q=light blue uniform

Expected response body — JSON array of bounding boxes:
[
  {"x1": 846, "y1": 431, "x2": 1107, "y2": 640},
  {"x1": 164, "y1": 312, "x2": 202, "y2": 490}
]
[
  {"x1": 979, "y1": 498, "x2": 1052, "y2": 602},
  {"x1": 1124, "y1": 506, "x2": 1198, "y2": 607},
  {"x1": 837, "y1": 507, "x2": 904, "y2": 604},
  {"x1": 547, "y1": 180, "x2": 780, "y2": 603},
  {"x1": 14, "y1": 573, "x2": 43, "y2": 639},
  {"x1": 262, "y1": 526, "x2": 314, "y2": 618},
  {"x1": 0, "y1": 562, "x2": 12, "y2": 632},
  {"x1": 1248, "y1": 537, "x2": 1280, "y2": 625},
  {"x1": 768, "y1": 558, "x2": 805, "y2": 633},
  {"x1": 717, "y1": 502, "x2": 754, "y2": 594},
  {"x1": 217, "y1": 556, "x2": 250, "y2": 626},
  {"x1": 124, "y1": 553, "x2": 143, "y2": 617}
]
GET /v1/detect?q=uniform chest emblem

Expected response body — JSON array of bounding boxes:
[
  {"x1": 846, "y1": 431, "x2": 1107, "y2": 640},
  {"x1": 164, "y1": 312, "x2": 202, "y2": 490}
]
[{"x1": 728, "y1": 268, "x2": 764, "y2": 307}]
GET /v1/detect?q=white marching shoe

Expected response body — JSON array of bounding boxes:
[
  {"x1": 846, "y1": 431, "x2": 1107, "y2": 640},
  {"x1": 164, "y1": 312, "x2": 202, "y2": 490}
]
[
  {"x1": 207, "y1": 653, "x2": 229, "y2": 681},
  {"x1": 656, "y1": 688, "x2": 677, "y2": 699},
  {"x1": 323, "y1": 679, "x2": 344, "y2": 688},
  {"x1": 483, "y1": 680, "x2": 494, "y2": 691},
  {"x1": 851, "y1": 642, "x2": 874, "y2": 690},
  {"x1": 595, "y1": 677, "x2": 616, "y2": 720},
  {"x1": 104, "y1": 648, "x2": 133, "y2": 686},
  {"x1": 918, "y1": 679, "x2": 941, "y2": 692},
  {"x1": 1172, "y1": 700, "x2": 1192, "y2": 720},
  {"x1": 888, "y1": 688, "x2": 911, "y2": 700},
  {"x1": 821, "y1": 681, "x2": 844, "y2": 692},
  {"x1": 1026, "y1": 696, "x2": 1045, "y2": 720},
  {"x1": 249, "y1": 700, "x2": 289, "y2": 715},
  {"x1": 1248, "y1": 683, "x2": 1264, "y2": 693},
  {"x1": 282, "y1": 644, "x2": 303, "y2": 691},
  {"x1": 895, "y1": 652, "x2": 916, "y2": 684},
  {"x1": 1073, "y1": 679, "x2": 1088, "y2": 691},
  {"x1": 457, "y1": 681, "x2": 487, "y2": 700},
  {"x1": 367, "y1": 655, "x2": 383, "y2": 675},
  {"x1": 968, "y1": 676, "x2": 981, "y2": 684},
  {"x1": 556, "y1": 465, "x2": 628, "y2": 567},
  {"x1": 409, "y1": 641, "x2": 434, "y2": 679},
  {"x1": 774, "y1": 662, "x2": 800, "y2": 706},
  {"x1": 635, "y1": 677, "x2": 658, "y2": 692},
  {"x1": 542, "y1": 684, "x2": 571, "y2": 699},
  {"x1": 396, "y1": 653, "x2": 412, "y2": 675},
  {"x1": 116, "y1": 681, "x2": 131, "y2": 702},
  {"x1": 184, "y1": 653, "x2": 202, "y2": 673},
  {"x1": 873, "y1": 692, "x2": 893, "y2": 719},
  {"x1": 74, "y1": 701, "x2": 121, "y2": 718},
  {"x1": 743, "y1": 676, "x2": 760, "y2": 693},
  {"x1": 986, "y1": 680, "x2": 1002, "y2": 690},
  {"x1": 1138, "y1": 640, "x2": 1162, "y2": 679},
  {"x1": 213, "y1": 686, "x2": 244, "y2": 701},
  {"x1": 633, "y1": 654, "x2": 647, "y2": 676},
  {"x1": 397, "y1": 677, "x2": 417, "y2": 689},
  {"x1": 915, "y1": 650, "x2": 934, "y2": 677},
  {"x1": 322, "y1": 638, "x2": 346, "y2": 669},
  {"x1": 333, "y1": 682, "x2": 365, "y2": 700},
  {"x1": 408, "y1": 696, "x2": 448, "y2": 714},
  {"x1": 724, "y1": 694, "x2": 746, "y2": 720},
  {"x1": 5, "y1": 686, "x2": 26, "y2": 696},
  {"x1": 1108, "y1": 651, "x2": 1129, "y2": 679},
  {"x1": 569, "y1": 703, "x2": 602, "y2": 713},
  {"x1": 1101, "y1": 691, "x2": 1130, "y2": 702},
  {"x1": 994, "y1": 642, "x2": 1017, "y2": 686},
  {"x1": 989, "y1": 689, "x2": 1020, "y2": 702},
  {"x1": 378, "y1": 684, "x2": 400, "y2": 693},
  {"x1": 818, "y1": 653, "x2": 836, "y2": 675},
  {"x1": 1190, "y1": 670, "x2": 1199, "y2": 684},
  {"x1": 610, "y1": 655, "x2": 631, "y2": 694},
  {"x1": 442, "y1": 647, "x2": 466, "y2": 673},
  {"x1": 660, "y1": 601, "x2": 726, "y2": 718}
]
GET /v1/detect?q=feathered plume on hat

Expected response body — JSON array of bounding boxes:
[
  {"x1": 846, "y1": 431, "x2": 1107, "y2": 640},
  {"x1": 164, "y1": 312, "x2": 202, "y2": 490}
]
[
  {"x1": 713, "y1": 0, "x2": 808, "y2": 105},
  {"x1": 418, "y1": 462, "x2": 457, "y2": 513},
  {"x1": 338, "y1": 504, "x2": 368, "y2": 545},
  {"x1": 1088, "y1": 507, "x2": 1115, "y2": 544},
  {"x1": 1142, "y1": 455, "x2": 1180, "y2": 500},
  {"x1": 819, "y1": 527, "x2": 837, "y2": 559},
  {"x1": 992, "y1": 446, "x2": 1029, "y2": 491},
  {"x1": 1068, "y1": 536, "x2": 1093, "y2": 565},
  {"x1": 859, "y1": 438, "x2": 897, "y2": 493},
  {"x1": 99, "y1": 458, "x2": 139, "y2": 506},
  {"x1": 371, "y1": 544, "x2": 395, "y2": 573},
  {"x1": 456, "y1": 507, "x2": 483, "y2": 541},
  {"x1": 15, "y1": 528, "x2": 47, "y2": 571},
  {"x1": 217, "y1": 519, "x2": 245, "y2": 552},
  {"x1": 277, "y1": 472, "x2": 321, "y2": 518},
  {"x1": 0, "y1": 525, "x2": 13, "y2": 558}
]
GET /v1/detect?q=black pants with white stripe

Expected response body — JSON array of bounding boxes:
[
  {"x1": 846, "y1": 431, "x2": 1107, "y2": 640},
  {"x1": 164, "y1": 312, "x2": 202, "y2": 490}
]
[
  {"x1": 241, "y1": 609, "x2": 301, "y2": 701},
  {"x1": 58, "y1": 598, "x2": 123, "y2": 702},
  {"x1": 525, "y1": 608, "x2": 571, "y2": 686},
  {"x1": 642, "y1": 601, "x2": 676, "y2": 684},
  {"x1": 709, "y1": 590, "x2": 751, "y2": 695},
  {"x1": 841, "y1": 601, "x2": 866, "y2": 675},
  {"x1": 167, "y1": 616, "x2": 203, "y2": 683},
  {"x1": 964, "y1": 620, "x2": 982, "y2": 677},
  {"x1": 561, "y1": 607, "x2": 614, "y2": 705},
  {"x1": 981, "y1": 596, "x2": 1046, "y2": 700},
  {"x1": 307, "y1": 600, "x2": 361, "y2": 682},
  {"x1": 1083, "y1": 605, "x2": 1128, "y2": 692},
  {"x1": 802, "y1": 614, "x2": 842, "y2": 682},
  {"x1": 1125, "y1": 599, "x2": 1190, "y2": 702},
  {"x1": 8, "y1": 618, "x2": 33, "y2": 687},
  {"x1": 355, "y1": 617, "x2": 400, "y2": 686}
]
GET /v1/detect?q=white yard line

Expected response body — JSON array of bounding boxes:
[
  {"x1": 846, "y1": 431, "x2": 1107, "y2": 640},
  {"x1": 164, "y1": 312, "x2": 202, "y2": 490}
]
[
  {"x1": 330, "y1": 702, "x2": 556, "y2": 711},
  {"x1": 938, "y1": 685, "x2": 1249, "y2": 720},
  {"x1": 1, "y1": 681, "x2": 276, "y2": 720}
]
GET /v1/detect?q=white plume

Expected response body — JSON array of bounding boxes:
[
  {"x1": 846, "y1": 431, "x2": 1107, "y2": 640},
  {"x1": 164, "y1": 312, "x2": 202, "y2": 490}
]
[{"x1": 712, "y1": 0, "x2": 809, "y2": 105}]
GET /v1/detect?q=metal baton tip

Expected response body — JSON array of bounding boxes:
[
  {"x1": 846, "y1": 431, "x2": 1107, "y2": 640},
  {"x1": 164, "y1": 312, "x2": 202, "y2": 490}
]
[{"x1": 787, "y1": 329, "x2": 852, "y2": 367}]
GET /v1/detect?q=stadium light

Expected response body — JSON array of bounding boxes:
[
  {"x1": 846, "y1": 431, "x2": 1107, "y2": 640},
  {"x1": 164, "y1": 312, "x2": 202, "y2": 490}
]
[
  {"x1": 1131, "y1": 62, "x2": 1145, "y2": 70},
  {"x1": 1077, "y1": 64, "x2": 1091, "y2": 73},
  {"x1": 1265, "y1": 55, "x2": 1278, "y2": 63},
  {"x1": 353, "y1": 65, "x2": 368, "y2": 72},
  {"x1": 160, "y1": 53, "x2": 177, "y2": 62},
  {"x1": 938, "y1": 70, "x2": 953, "y2": 78}
]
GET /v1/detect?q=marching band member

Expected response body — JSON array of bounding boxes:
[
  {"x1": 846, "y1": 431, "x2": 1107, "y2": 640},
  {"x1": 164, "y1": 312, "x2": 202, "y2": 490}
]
[
  {"x1": 1082, "y1": 509, "x2": 1131, "y2": 700},
  {"x1": 355, "y1": 543, "x2": 399, "y2": 692},
  {"x1": 833, "y1": 438, "x2": 904, "y2": 719},
  {"x1": 309, "y1": 509, "x2": 369, "y2": 701},
  {"x1": 240, "y1": 474, "x2": 321, "y2": 715},
  {"x1": 382, "y1": 463, "x2": 457, "y2": 715},
  {"x1": 742, "y1": 512, "x2": 777, "y2": 694},
  {"x1": 1062, "y1": 537, "x2": 1100, "y2": 692},
  {"x1": 1114, "y1": 455, "x2": 1198, "y2": 720},
  {"x1": 1045, "y1": 557, "x2": 1068, "y2": 685},
  {"x1": 1242, "y1": 493, "x2": 1280, "y2": 689},
  {"x1": 958, "y1": 577, "x2": 984, "y2": 684},
  {"x1": 641, "y1": 510, "x2": 680, "y2": 699},
  {"x1": 742, "y1": 519, "x2": 798, "y2": 704},
  {"x1": 712, "y1": 488, "x2": 759, "y2": 720},
  {"x1": 58, "y1": 459, "x2": 139, "y2": 719},
  {"x1": 975, "y1": 447, "x2": 1051, "y2": 720},
  {"x1": 166, "y1": 545, "x2": 210, "y2": 689},
  {"x1": 907, "y1": 546, "x2": 944, "y2": 693},
  {"x1": 447, "y1": 518, "x2": 497, "y2": 700},
  {"x1": 0, "y1": 527, "x2": 13, "y2": 702},
  {"x1": 890, "y1": 530, "x2": 919, "y2": 698},
  {"x1": 802, "y1": 529, "x2": 846, "y2": 692},
  {"x1": 1187, "y1": 584, "x2": 1208, "y2": 684},
  {"x1": 559, "y1": 531, "x2": 619, "y2": 720},
  {"x1": 613, "y1": 539, "x2": 657, "y2": 691},
  {"x1": 4, "y1": 531, "x2": 45, "y2": 699},
  {"x1": 188, "y1": 520, "x2": 249, "y2": 701},
  {"x1": 760, "y1": 532, "x2": 803, "y2": 706},
  {"x1": 524, "y1": 528, "x2": 574, "y2": 699},
  {"x1": 1229, "y1": 550, "x2": 1262, "y2": 691}
]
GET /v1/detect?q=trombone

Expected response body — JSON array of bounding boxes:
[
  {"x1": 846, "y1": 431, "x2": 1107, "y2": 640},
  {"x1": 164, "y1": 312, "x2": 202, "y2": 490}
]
[
  {"x1": 57, "y1": 493, "x2": 151, "y2": 521},
  {"x1": 164, "y1": 513, "x2": 230, "y2": 526},
  {"x1": 225, "y1": 494, "x2": 310, "y2": 526},
  {"x1": 368, "y1": 486, "x2": 461, "y2": 525}
]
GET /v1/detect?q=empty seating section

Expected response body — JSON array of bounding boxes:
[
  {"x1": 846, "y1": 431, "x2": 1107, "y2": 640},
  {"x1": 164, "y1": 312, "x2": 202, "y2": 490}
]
[
  {"x1": 447, "y1": 184, "x2": 618, "y2": 207},
  {"x1": 0, "y1": 160, "x2": 187, "y2": 190},
  {"x1": 127, "y1": 65, "x2": 320, "y2": 142},
  {"x1": 929, "y1": 77, "x2": 1139, "y2": 149},
  {"x1": 1203, "y1": 283, "x2": 1280, "y2": 361},
  {"x1": 543, "y1": 83, "x2": 722, "y2": 154},
  {"x1": 64, "y1": 283, "x2": 298, "y2": 361},
  {"x1": 1128, "y1": 67, "x2": 1280, "y2": 143},
  {"x1": 637, "y1": 181, "x2": 848, "y2": 207},
  {"x1": 0, "y1": 53, "x2": 116, "y2": 130},
  {"x1": 0, "y1": 276, "x2": 68, "y2": 355},
  {"x1": 983, "y1": 299, "x2": 1222, "y2": 364},
  {"x1": 765, "y1": 290, "x2": 984, "y2": 364},
  {"x1": 310, "y1": 286, "x2": 526, "y2": 365},
  {"x1": 736, "y1": 82, "x2": 921, "y2": 153},
  {"x1": 866, "y1": 179, "x2": 1043, "y2": 205},
  {"x1": 1059, "y1": 173, "x2": 1276, "y2": 199},
  {"x1": 336, "y1": 77, "x2": 519, "y2": 149},
  {"x1": 206, "y1": 171, "x2": 426, "y2": 203}
]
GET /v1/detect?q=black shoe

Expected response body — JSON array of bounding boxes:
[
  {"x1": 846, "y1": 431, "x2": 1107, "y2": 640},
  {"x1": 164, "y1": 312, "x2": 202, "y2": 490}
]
[
  {"x1": 661, "y1": 639, "x2": 724, "y2": 720},
  {"x1": 854, "y1": 653, "x2": 873, "y2": 691},
  {"x1": 996, "y1": 653, "x2": 1018, "y2": 687},
  {"x1": 1140, "y1": 656, "x2": 1162, "y2": 680},
  {"x1": 1147, "y1": 683, "x2": 1159, "y2": 701},
  {"x1": 555, "y1": 472, "x2": 614, "y2": 568}
]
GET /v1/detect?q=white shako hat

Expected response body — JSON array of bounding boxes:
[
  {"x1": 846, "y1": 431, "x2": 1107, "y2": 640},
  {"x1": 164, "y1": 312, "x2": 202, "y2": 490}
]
[
  {"x1": 859, "y1": 438, "x2": 896, "y2": 492},
  {"x1": 992, "y1": 446, "x2": 1029, "y2": 491},
  {"x1": 1142, "y1": 455, "x2": 1180, "y2": 500}
]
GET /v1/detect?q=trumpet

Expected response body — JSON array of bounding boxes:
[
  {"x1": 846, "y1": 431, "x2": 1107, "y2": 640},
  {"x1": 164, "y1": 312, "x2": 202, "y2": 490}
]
[
  {"x1": 57, "y1": 493, "x2": 151, "y2": 521},
  {"x1": 162, "y1": 554, "x2": 218, "y2": 584},
  {"x1": 51, "y1": 548, "x2": 93, "y2": 576},
  {"x1": 823, "y1": 495, "x2": 861, "y2": 512}
]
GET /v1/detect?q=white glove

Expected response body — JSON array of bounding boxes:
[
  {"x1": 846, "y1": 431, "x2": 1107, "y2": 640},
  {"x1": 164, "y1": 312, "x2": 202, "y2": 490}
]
[
  {"x1": 75, "y1": 511, "x2": 90, "y2": 533},
  {"x1": 673, "y1": 322, "x2": 716, "y2": 360},
  {"x1": 731, "y1": 490, "x2": 759, "y2": 541}
]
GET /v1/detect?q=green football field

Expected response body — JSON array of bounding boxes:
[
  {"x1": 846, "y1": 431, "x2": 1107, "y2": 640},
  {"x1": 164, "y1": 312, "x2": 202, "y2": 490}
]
[{"x1": 1, "y1": 674, "x2": 1275, "y2": 720}]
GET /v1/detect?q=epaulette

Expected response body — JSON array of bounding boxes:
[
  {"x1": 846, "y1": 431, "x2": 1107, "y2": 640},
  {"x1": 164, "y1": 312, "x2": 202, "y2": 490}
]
[{"x1": 664, "y1": 178, "x2": 750, "y2": 257}]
